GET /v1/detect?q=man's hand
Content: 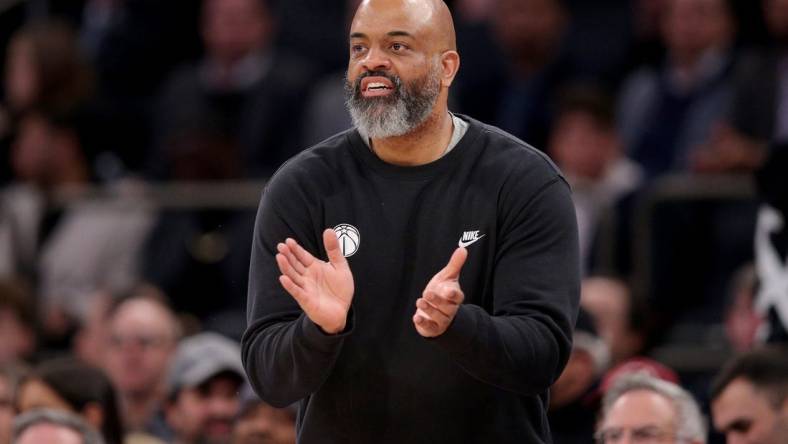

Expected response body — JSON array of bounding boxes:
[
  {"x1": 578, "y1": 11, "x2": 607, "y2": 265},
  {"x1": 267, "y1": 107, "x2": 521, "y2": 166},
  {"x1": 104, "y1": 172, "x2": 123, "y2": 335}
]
[
  {"x1": 414, "y1": 247, "x2": 468, "y2": 337},
  {"x1": 276, "y1": 229, "x2": 354, "y2": 334}
]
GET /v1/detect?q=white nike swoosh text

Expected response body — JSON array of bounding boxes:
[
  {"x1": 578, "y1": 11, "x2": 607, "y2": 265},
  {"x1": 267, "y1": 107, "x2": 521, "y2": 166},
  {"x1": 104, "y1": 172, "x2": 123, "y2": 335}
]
[{"x1": 458, "y1": 234, "x2": 485, "y2": 248}]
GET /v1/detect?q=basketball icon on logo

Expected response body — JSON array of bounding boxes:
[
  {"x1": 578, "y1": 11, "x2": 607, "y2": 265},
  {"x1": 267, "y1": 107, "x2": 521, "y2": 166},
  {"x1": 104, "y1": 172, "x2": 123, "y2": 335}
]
[{"x1": 333, "y1": 224, "x2": 360, "y2": 257}]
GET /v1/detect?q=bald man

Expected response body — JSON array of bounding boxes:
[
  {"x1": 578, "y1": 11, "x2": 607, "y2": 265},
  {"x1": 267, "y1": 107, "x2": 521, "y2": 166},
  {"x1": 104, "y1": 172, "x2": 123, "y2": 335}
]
[{"x1": 241, "y1": 0, "x2": 580, "y2": 442}]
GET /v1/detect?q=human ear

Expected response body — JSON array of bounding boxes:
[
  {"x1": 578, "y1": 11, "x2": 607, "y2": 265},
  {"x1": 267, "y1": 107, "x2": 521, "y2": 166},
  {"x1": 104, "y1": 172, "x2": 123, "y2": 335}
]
[{"x1": 440, "y1": 51, "x2": 460, "y2": 88}]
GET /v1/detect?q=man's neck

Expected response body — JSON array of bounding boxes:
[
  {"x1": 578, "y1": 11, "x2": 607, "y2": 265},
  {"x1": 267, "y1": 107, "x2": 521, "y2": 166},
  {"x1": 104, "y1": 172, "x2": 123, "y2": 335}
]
[{"x1": 369, "y1": 108, "x2": 454, "y2": 166}]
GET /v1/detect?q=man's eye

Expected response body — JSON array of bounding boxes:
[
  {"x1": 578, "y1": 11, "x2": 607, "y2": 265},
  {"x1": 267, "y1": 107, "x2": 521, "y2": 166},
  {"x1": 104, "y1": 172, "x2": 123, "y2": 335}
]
[
  {"x1": 351, "y1": 45, "x2": 366, "y2": 54},
  {"x1": 391, "y1": 43, "x2": 406, "y2": 51}
]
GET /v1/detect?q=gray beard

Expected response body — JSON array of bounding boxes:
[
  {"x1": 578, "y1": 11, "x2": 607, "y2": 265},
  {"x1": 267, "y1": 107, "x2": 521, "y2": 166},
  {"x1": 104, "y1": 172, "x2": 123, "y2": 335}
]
[{"x1": 344, "y1": 62, "x2": 442, "y2": 139}]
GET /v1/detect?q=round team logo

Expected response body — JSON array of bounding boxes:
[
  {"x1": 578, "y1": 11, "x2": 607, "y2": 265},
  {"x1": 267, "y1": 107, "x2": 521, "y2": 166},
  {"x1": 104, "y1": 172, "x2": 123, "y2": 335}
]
[{"x1": 333, "y1": 223, "x2": 361, "y2": 257}]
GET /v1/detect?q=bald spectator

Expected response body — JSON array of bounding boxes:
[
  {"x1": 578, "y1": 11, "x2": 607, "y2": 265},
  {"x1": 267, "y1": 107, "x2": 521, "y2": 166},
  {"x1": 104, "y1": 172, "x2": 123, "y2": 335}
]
[
  {"x1": 164, "y1": 332, "x2": 245, "y2": 444},
  {"x1": 596, "y1": 373, "x2": 706, "y2": 444},
  {"x1": 711, "y1": 346, "x2": 788, "y2": 444},
  {"x1": 12, "y1": 409, "x2": 104, "y2": 444},
  {"x1": 103, "y1": 294, "x2": 180, "y2": 436}
]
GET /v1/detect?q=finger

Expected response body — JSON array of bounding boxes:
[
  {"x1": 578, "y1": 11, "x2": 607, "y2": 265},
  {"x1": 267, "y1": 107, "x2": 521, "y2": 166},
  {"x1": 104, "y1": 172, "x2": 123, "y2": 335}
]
[
  {"x1": 416, "y1": 298, "x2": 450, "y2": 323},
  {"x1": 413, "y1": 311, "x2": 440, "y2": 337},
  {"x1": 279, "y1": 275, "x2": 308, "y2": 305},
  {"x1": 434, "y1": 283, "x2": 464, "y2": 305},
  {"x1": 437, "y1": 247, "x2": 468, "y2": 281},
  {"x1": 323, "y1": 228, "x2": 348, "y2": 267},
  {"x1": 424, "y1": 286, "x2": 463, "y2": 312},
  {"x1": 275, "y1": 253, "x2": 305, "y2": 287},
  {"x1": 285, "y1": 238, "x2": 316, "y2": 268},
  {"x1": 277, "y1": 243, "x2": 307, "y2": 275}
]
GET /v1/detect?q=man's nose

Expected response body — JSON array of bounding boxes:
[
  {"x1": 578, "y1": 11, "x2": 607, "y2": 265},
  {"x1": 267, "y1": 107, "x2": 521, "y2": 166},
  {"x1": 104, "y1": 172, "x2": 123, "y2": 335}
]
[{"x1": 361, "y1": 46, "x2": 391, "y2": 72}]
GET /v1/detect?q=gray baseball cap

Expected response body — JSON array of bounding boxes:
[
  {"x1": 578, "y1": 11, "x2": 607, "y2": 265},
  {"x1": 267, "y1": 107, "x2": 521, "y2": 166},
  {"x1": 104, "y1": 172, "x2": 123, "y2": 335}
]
[{"x1": 167, "y1": 332, "x2": 245, "y2": 396}]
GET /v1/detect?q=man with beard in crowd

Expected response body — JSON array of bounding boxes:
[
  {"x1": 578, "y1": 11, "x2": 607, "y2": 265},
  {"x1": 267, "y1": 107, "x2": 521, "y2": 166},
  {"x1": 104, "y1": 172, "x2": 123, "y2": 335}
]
[{"x1": 241, "y1": 0, "x2": 580, "y2": 442}]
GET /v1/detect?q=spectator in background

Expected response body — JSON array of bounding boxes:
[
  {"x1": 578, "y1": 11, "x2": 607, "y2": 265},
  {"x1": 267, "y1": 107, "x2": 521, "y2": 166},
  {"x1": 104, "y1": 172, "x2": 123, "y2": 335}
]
[
  {"x1": 103, "y1": 295, "x2": 180, "y2": 438},
  {"x1": 549, "y1": 87, "x2": 642, "y2": 272},
  {"x1": 0, "y1": 363, "x2": 27, "y2": 444},
  {"x1": 164, "y1": 332, "x2": 245, "y2": 444},
  {"x1": 711, "y1": 346, "x2": 788, "y2": 444},
  {"x1": 723, "y1": 264, "x2": 763, "y2": 352},
  {"x1": 151, "y1": 0, "x2": 313, "y2": 180},
  {"x1": 12, "y1": 408, "x2": 104, "y2": 444},
  {"x1": 1, "y1": 108, "x2": 153, "y2": 347},
  {"x1": 456, "y1": 0, "x2": 572, "y2": 150},
  {"x1": 232, "y1": 386, "x2": 295, "y2": 444},
  {"x1": 617, "y1": 0, "x2": 736, "y2": 179},
  {"x1": 580, "y1": 277, "x2": 647, "y2": 365},
  {"x1": 696, "y1": 0, "x2": 788, "y2": 174},
  {"x1": 549, "y1": 308, "x2": 609, "y2": 444},
  {"x1": 596, "y1": 372, "x2": 706, "y2": 444},
  {"x1": 15, "y1": 357, "x2": 124, "y2": 444},
  {"x1": 0, "y1": 279, "x2": 36, "y2": 365},
  {"x1": 2, "y1": 20, "x2": 93, "y2": 117},
  {"x1": 0, "y1": 19, "x2": 95, "y2": 183}
]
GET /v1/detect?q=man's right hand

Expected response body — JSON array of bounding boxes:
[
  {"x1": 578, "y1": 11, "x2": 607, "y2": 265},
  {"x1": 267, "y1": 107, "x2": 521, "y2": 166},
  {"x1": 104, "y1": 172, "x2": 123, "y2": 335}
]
[{"x1": 275, "y1": 229, "x2": 354, "y2": 334}]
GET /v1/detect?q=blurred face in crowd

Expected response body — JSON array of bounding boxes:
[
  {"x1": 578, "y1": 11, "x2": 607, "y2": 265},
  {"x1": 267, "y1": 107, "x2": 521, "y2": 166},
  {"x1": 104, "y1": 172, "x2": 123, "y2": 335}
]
[
  {"x1": 345, "y1": 0, "x2": 458, "y2": 139},
  {"x1": 662, "y1": 0, "x2": 733, "y2": 63},
  {"x1": 11, "y1": 114, "x2": 54, "y2": 185},
  {"x1": 0, "y1": 375, "x2": 12, "y2": 444},
  {"x1": 14, "y1": 422, "x2": 82, "y2": 444},
  {"x1": 550, "y1": 111, "x2": 619, "y2": 181},
  {"x1": 765, "y1": 0, "x2": 788, "y2": 43},
  {"x1": 202, "y1": 0, "x2": 271, "y2": 64},
  {"x1": 232, "y1": 401, "x2": 296, "y2": 444},
  {"x1": 597, "y1": 389, "x2": 681, "y2": 444},
  {"x1": 581, "y1": 278, "x2": 643, "y2": 364},
  {"x1": 492, "y1": 0, "x2": 565, "y2": 66},
  {"x1": 712, "y1": 377, "x2": 788, "y2": 444},
  {"x1": 167, "y1": 374, "x2": 242, "y2": 444},
  {"x1": 0, "y1": 309, "x2": 34, "y2": 367},
  {"x1": 104, "y1": 299, "x2": 178, "y2": 397},
  {"x1": 4, "y1": 36, "x2": 38, "y2": 112}
]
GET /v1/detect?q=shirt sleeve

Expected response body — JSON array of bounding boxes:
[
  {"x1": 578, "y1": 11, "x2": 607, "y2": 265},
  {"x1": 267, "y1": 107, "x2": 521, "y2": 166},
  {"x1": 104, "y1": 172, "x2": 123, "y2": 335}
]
[
  {"x1": 430, "y1": 177, "x2": 580, "y2": 396},
  {"x1": 241, "y1": 175, "x2": 353, "y2": 408}
]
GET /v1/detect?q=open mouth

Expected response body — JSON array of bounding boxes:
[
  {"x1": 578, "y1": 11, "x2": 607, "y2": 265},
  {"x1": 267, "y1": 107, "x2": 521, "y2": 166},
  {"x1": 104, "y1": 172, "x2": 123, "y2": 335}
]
[{"x1": 360, "y1": 76, "x2": 395, "y2": 98}]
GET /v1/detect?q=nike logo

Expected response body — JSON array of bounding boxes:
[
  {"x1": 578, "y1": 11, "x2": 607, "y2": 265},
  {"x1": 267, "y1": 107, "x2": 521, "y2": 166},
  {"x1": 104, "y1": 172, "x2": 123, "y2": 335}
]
[{"x1": 458, "y1": 230, "x2": 485, "y2": 248}]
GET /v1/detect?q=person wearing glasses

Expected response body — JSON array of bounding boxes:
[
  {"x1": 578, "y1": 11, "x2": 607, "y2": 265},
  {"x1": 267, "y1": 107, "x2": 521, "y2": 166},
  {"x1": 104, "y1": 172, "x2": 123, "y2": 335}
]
[{"x1": 595, "y1": 372, "x2": 706, "y2": 444}]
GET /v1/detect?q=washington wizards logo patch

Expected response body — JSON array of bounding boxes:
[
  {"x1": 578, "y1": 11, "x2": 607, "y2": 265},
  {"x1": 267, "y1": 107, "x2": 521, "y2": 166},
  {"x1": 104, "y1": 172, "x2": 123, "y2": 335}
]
[{"x1": 334, "y1": 224, "x2": 360, "y2": 257}]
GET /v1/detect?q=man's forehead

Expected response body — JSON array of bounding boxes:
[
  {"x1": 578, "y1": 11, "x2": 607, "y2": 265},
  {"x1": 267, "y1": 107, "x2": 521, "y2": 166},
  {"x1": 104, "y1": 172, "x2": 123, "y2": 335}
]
[{"x1": 350, "y1": 0, "x2": 443, "y2": 37}]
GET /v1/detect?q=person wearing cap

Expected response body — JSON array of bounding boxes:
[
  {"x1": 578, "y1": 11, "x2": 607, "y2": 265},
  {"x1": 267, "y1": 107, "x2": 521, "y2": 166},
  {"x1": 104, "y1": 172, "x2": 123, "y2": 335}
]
[{"x1": 164, "y1": 332, "x2": 246, "y2": 444}]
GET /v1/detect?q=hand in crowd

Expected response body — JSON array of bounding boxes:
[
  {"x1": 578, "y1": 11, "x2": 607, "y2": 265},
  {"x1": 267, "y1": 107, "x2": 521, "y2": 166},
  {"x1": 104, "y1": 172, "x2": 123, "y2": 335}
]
[
  {"x1": 413, "y1": 247, "x2": 467, "y2": 338},
  {"x1": 275, "y1": 229, "x2": 354, "y2": 334}
]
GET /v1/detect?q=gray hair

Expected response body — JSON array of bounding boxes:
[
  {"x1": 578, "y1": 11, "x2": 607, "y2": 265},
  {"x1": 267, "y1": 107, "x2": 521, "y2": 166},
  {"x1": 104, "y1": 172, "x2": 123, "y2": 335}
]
[
  {"x1": 12, "y1": 408, "x2": 105, "y2": 444},
  {"x1": 601, "y1": 373, "x2": 707, "y2": 444}
]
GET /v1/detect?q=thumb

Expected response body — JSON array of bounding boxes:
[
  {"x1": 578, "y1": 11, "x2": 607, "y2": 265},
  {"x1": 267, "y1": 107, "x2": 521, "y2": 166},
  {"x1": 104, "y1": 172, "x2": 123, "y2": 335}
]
[
  {"x1": 439, "y1": 247, "x2": 468, "y2": 280},
  {"x1": 323, "y1": 228, "x2": 347, "y2": 266}
]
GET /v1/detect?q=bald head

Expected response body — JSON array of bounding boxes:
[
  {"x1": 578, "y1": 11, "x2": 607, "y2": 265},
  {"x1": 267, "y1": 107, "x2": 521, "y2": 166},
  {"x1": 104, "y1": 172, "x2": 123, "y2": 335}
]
[{"x1": 352, "y1": 0, "x2": 456, "y2": 52}]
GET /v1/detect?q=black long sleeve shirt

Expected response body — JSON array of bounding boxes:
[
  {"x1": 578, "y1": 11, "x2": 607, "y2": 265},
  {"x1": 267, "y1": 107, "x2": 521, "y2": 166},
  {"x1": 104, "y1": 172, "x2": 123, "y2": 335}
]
[{"x1": 242, "y1": 116, "x2": 580, "y2": 443}]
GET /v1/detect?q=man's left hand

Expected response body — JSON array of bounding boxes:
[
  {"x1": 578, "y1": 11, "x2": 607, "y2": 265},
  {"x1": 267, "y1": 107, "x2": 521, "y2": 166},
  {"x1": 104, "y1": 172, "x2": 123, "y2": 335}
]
[{"x1": 413, "y1": 247, "x2": 468, "y2": 337}]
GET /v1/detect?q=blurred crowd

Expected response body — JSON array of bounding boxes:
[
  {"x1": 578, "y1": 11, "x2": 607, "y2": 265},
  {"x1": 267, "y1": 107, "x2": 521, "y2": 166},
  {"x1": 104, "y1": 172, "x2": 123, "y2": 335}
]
[{"x1": 0, "y1": 0, "x2": 786, "y2": 443}]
